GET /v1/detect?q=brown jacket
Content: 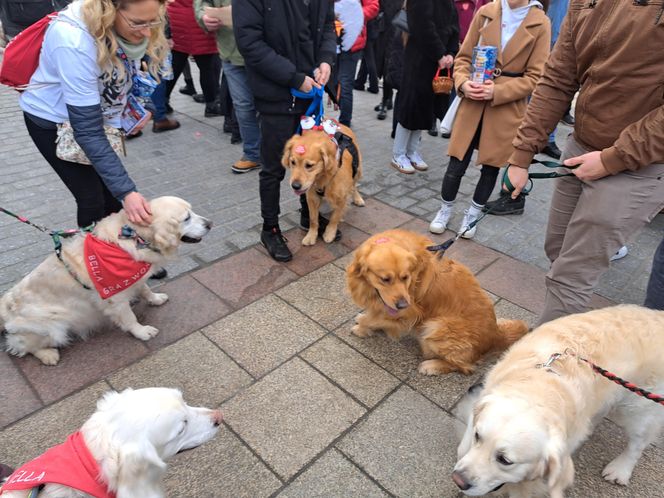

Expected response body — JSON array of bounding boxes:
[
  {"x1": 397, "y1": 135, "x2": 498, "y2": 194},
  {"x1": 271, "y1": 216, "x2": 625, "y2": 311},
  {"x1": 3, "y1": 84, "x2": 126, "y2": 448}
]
[
  {"x1": 510, "y1": 0, "x2": 664, "y2": 173},
  {"x1": 448, "y1": 2, "x2": 550, "y2": 167}
]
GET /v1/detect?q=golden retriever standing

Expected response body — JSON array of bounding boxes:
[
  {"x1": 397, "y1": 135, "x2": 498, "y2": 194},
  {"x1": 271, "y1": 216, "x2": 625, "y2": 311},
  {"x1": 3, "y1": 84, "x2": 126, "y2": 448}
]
[
  {"x1": 0, "y1": 196, "x2": 211, "y2": 365},
  {"x1": 1, "y1": 387, "x2": 222, "y2": 498},
  {"x1": 282, "y1": 124, "x2": 365, "y2": 246},
  {"x1": 453, "y1": 305, "x2": 664, "y2": 498},
  {"x1": 347, "y1": 229, "x2": 528, "y2": 375}
]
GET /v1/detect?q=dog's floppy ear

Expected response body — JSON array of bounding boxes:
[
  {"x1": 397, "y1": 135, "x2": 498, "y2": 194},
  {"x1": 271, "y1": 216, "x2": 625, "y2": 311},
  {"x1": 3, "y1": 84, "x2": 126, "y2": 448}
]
[
  {"x1": 347, "y1": 242, "x2": 371, "y2": 278},
  {"x1": 320, "y1": 140, "x2": 337, "y2": 173},
  {"x1": 114, "y1": 440, "x2": 167, "y2": 498},
  {"x1": 150, "y1": 217, "x2": 180, "y2": 255},
  {"x1": 542, "y1": 431, "x2": 574, "y2": 498},
  {"x1": 281, "y1": 137, "x2": 296, "y2": 169}
]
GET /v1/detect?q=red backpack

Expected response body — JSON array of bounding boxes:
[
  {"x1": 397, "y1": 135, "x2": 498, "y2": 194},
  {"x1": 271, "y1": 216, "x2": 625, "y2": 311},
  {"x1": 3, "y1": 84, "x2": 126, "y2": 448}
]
[{"x1": 0, "y1": 13, "x2": 56, "y2": 90}]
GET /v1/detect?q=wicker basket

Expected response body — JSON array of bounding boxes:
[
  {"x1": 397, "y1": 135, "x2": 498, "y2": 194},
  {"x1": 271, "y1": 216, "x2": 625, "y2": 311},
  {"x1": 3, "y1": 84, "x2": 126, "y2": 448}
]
[{"x1": 432, "y1": 68, "x2": 454, "y2": 95}]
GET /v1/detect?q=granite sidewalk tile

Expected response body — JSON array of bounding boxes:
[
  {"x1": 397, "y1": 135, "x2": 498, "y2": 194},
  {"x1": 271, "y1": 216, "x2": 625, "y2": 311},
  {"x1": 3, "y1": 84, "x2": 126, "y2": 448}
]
[
  {"x1": 108, "y1": 332, "x2": 252, "y2": 407},
  {"x1": 202, "y1": 294, "x2": 326, "y2": 378},
  {"x1": 0, "y1": 354, "x2": 42, "y2": 429},
  {"x1": 222, "y1": 358, "x2": 365, "y2": 480}
]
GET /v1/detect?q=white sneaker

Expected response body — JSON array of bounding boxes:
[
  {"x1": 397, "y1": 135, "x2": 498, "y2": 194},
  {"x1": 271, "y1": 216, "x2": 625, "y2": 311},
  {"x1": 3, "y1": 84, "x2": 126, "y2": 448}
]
[
  {"x1": 407, "y1": 151, "x2": 428, "y2": 171},
  {"x1": 610, "y1": 246, "x2": 628, "y2": 262},
  {"x1": 429, "y1": 203, "x2": 454, "y2": 234},
  {"x1": 391, "y1": 154, "x2": 415, "y2": 174},
  {"x1": 459, "y1": 209, "x2": 479, "y2": 239}
]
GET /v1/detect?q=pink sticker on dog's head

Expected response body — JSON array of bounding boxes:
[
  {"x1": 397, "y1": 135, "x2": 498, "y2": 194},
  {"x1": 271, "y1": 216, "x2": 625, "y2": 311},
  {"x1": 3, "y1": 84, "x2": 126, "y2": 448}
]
[
  {"x1": 295, "y1": 145, "x2": 306, "y2": 155},
  {"x1": 374, "y1": 237, "x2": 391, "y2": 244}
]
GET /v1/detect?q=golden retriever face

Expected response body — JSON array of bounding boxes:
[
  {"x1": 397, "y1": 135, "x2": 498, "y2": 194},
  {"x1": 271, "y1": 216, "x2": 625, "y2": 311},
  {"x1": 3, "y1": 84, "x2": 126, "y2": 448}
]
[
  {"x1": 141, "y1": 196, "x2": 212, "y2": 254},
  {"x1": 454, "y1": 393, "x2": 570, "y2": 496},
  {"x1": 281, "y1": 131, "x2": 338, "y2": 196},
  {"x1": 348, "y1": 237, "x2": 421, "y2": 316}
]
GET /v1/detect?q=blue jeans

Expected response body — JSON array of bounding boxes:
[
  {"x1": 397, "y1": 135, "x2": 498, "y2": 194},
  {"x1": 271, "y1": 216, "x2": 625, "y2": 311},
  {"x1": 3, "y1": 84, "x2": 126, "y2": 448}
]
[
  {"x1": 645, "y1": 235, "x2": 664, "y2": 310},
  {"x1": 334, "y1": 50, "x2": 362, "y2": 127},
  {"x1": 222, "y1": 61, "x2": 261, "y2": 163},
  {"x1": 151, "y1": 80, "x2": 168, "y2": 122}
]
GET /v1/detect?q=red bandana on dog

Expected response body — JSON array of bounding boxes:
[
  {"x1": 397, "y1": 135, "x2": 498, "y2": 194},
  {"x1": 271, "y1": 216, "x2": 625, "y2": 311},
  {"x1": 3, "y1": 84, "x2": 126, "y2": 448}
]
[
  {"x1": 84, "y1": 234, "x2": 151, "y2": 299},
  {"x1": 0, "y1": 432, "x2": 115, "y2": 498}
]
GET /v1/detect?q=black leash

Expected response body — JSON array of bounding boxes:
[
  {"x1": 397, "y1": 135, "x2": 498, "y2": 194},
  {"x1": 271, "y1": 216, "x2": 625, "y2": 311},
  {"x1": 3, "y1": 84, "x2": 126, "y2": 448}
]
[
  {"x1": 427, "y1": 158, "x2": 576, "y2": 259},
  {"x1": 502, "y1": 158, "x2": 578, "y2": 194},
  {"x1": 1, "y1": 206, "x2": 94, "y2": 289},
  {"x1": 426, "y1": 195, "x2": 513, "y2": 258}
]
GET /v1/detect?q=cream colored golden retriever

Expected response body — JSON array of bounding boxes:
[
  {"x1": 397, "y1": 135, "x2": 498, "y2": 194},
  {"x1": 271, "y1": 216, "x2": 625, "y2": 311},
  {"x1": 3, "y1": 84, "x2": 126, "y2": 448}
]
[
  {"x1": 0, "y1": 196, "x2": 211, "y2": 365},
  {"x1": 453, "y1": 305, "x2": 664, "y2": 498},
  {"x1": 347, "y1": 229, "x2": 528, "y2": 375},
  {"x1": 1, "y1": 387, "x2": 222, "y2": 498},
  {"x1": 282, "y1": 124, "x2": 365, "y2": 245}
]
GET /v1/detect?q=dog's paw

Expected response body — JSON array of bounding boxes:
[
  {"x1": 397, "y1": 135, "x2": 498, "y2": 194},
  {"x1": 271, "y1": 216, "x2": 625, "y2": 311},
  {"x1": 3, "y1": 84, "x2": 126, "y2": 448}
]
[
  {"x1": 323, "y1": 226, "x2": 338, "y2": 244},
  {"x1": 418, "y1": 360, "x2": 445, "y2": 376},
  {"x1": 302, "y1": 230, "x2": 318, "y2": 246},
  {"x1": 351, "y1": 324, "x2": 373, "y2": 338},
  {"x1": 131, "y1": 325, "x2": 160, "y2": 341},
  {"x1": 33, "y1": 348, "x2": 60, "y2": 366},
  {"x1": 353, "y1": 196, "x2": 366, "y2": 207},
  {"x1": 148, "y1": 292, "x2": 169, "y2": 306},
  {"x1": 602, "y1": 457, "x2": 633, "y2": 486}
]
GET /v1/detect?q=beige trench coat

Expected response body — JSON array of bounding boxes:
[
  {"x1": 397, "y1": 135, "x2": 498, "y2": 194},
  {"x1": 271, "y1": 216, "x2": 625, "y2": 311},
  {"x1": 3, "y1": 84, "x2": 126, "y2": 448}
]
[{"x1": 448, "y1": 2, "x2": 550, "y2": 167}]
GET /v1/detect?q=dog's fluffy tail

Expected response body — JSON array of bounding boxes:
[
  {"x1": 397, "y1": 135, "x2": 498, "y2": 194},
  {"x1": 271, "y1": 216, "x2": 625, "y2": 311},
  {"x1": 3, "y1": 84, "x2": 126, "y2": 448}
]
[{"x1": 493, "y1": 318, "x2": 529, "y2": 352}]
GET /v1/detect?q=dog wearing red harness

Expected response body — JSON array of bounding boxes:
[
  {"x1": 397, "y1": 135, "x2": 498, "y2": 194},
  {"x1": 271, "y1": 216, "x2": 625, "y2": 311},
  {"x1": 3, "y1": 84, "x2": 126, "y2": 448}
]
[{"x1": 0, "y1": 196, "x2": 211, "y2": 365}]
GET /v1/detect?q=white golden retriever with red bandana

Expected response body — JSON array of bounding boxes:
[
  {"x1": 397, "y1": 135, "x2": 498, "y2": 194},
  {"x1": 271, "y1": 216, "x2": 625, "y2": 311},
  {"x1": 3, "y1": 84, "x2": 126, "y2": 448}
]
[
  {"x1": 452, "y1": 305, "x2": 664, "y2": 498},
  {"x1": 1, "y1": 387, "x2": 222, "y2": 498},
  {"x1": 0, "y1": 197, "x2": 211, "y2": 365}
]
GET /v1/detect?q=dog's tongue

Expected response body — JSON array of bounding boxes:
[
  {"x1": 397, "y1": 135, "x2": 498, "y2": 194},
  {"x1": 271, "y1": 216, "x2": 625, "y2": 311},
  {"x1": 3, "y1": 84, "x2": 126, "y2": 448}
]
[
  {"x1": 385, "y1": 305, "x2": 399, "y2": 317},
  {"x1": 293, "y1": 190, "x2": 305, "y2": 197}
]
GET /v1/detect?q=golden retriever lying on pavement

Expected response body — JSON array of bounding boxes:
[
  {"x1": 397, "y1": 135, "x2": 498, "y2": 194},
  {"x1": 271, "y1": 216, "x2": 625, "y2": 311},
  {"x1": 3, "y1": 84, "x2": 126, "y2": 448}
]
[
  {"x1": 282, "y1": 122, "x2": 365, "y2": 245},
  {"x1": 453, "y1": 305, "x2": 664, "y2": 498},
  {"x1": 0, "y1": 196, "x2": 211, "y2": 365},
  {"x1": 0, "y1": 387, "x2": 221, "y2": 498},
  {"x1": 346, "y1": 229, "x2": 528, "y2": 375}
]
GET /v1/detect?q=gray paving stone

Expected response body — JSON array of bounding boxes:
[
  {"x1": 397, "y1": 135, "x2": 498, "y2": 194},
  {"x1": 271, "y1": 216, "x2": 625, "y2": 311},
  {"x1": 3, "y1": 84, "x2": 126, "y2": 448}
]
[
  {"x1": 337, "y1": 385, "x2": 461, "y2": 497},
  {"x1": 164, "y1": 428, "x2": 282, "y2": 498},
  {"x1": 278, "y1": 449, "x2": 388, "y2": 498},
  {"x1": 301, "y1": 335, "x2": 400, "y2": 407},
  {"x1": 335, "y1": 320, "x2": 422, "y2": 381},
  {"x1": 275, "y1": 264, "x2": 359, "y2": 331},
  {"x1": 494, "y1": 298, "x2": 539, "y2": 329},
  {"x1": 202, "y1": 294, "x2": 326, "y2": 377},
  {"x1": 109, "y1": 332, "x2": 252, "y2": 406},
  {"x1": 0, "y1": 381, "x2": 110, "y2": 467},
  {"x1": 222, "y1": 358, "x2": 365, "y2": 480}
]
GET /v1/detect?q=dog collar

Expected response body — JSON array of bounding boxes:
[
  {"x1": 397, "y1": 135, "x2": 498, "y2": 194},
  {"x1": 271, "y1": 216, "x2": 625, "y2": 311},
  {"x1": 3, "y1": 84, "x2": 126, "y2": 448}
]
[{"x1": 119, "y1": 225, "x2": 160, "y2": 252}]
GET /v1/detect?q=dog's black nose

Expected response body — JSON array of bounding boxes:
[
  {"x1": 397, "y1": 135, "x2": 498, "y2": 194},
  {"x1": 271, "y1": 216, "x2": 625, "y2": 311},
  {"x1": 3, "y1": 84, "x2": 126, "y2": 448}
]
[
  {"x1": 452, "y1": 471, "x2": 472, "y2": 491},
  {"x1": 395, "y1": 298, "x2": 409, "y2": 310},
  {"x1": 291, "y1": 181, "x2": 302, "y2": 191},
  {"x1": 204, "y1": 219, "x2": 213, "y2": 230}
]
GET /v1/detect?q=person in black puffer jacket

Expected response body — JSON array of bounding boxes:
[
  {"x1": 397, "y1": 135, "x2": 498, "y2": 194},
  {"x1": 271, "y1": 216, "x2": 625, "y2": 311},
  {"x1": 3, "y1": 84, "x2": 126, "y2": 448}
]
[
  {"x1": 233, "y1": 0, "x2": 337, "y2": 263},
  {"x1": 0, "y1": 0, "x2": 70, "y2": 39}
]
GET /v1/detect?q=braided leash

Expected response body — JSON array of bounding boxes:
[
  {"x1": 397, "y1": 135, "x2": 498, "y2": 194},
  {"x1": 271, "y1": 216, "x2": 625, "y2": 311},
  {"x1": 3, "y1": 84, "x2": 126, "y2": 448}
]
[
  {"x1": 538, "y1": 350, "x2": 664, "y2": 407},
  {"x1": 1, "y1": 206, "x2": 94, "y2": 289}
]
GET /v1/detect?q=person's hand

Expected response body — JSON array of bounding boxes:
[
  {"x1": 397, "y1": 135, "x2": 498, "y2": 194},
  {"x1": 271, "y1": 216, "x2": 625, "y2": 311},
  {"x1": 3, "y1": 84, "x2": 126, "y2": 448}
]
[
  {"x1": 502, "y1": 166, "x2": 529, "y2": 199},
  {"x1": 439, "y1": 54, "x2": 454, "y2": 69},
  {"x1": 299, "y1": 76, "x2": 321, "y2": 93},
  {"x1": 122, "y1": 192, "x2": 152, "y2": 225},
  {"x1": 482, "y1": 79, "x2": 495, "y2": 100},
  {"x1": 314, "y1": 62, "x2": 331, "y2": 86},
  {"x1": 461, "y1": 80, "x2": 485, "y2": 100},
  {"x1": 565, "y1": 151, "x2": 609, "y2": 182},
  {"x1": 202, "y1": 14, "x2": 222, "y2": 31},
  {"x1": 167, "y1": 38, "x2": 174, "y2": 49}
]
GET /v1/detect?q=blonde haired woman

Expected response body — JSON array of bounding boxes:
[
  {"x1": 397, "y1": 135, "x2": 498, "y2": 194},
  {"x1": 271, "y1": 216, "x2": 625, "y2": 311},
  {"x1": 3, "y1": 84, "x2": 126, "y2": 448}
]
[{"x1": 20, "y1": 0, "x2": 168, "y2": 228}]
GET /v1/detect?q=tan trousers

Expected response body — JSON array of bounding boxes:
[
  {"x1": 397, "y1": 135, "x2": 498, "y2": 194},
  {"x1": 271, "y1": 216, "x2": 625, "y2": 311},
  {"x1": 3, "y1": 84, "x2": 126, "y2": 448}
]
[{"x1": 539, "y1": 136, "x2": 664, "y2": 324}]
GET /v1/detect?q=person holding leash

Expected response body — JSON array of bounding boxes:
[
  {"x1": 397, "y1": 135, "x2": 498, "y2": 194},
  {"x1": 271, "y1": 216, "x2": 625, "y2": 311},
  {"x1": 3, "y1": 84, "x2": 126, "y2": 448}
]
[{"x1": 503, "y1": 0, "x2": 664, "y2": 324}]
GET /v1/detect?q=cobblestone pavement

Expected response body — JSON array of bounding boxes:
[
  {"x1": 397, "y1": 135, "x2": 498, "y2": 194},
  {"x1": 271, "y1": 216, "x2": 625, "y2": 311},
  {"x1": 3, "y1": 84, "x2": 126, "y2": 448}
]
[
  {"x1": 1, "y1": 83, "x2": 659, "y2": 302},
  {"x1": 1, "y1": 78, "x2": 663, "y2": 498}
]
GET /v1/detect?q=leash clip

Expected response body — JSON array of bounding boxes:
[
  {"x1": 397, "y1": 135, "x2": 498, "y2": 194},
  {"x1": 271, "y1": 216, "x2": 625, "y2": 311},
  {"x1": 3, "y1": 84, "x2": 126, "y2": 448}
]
[{"x1": 536, "y1": 352, "x2": 563, "y2": 374}]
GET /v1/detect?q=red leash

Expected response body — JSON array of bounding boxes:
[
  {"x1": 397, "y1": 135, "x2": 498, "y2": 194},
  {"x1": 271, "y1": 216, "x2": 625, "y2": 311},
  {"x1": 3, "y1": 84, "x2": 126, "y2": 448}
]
[{"x1": 539, "y1": 350, "x2": 664, "y2": 407}]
